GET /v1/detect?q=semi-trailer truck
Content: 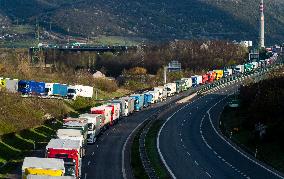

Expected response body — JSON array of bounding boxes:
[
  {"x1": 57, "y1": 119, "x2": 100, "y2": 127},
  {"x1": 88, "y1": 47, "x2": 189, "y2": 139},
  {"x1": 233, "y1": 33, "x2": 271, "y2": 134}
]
[
  {"x1": 147, "y1": 91, "x2": 159, "y2": 103},
  {"x1": 56, "y1": 129, "x2": 86, "y2": 157},
  {"x1": 180, "y1": 78, "x2": 192, "y2": 90},
  {"x1": 191, "y1": 75, "x2": 202, "y2": 87},
  {"x1": 46, "y1": 139, "x2": 82, "y2": 178},
  {"x1": 22, "y1": 157, "x2": 65, "y2": 178},
  {"x1": 45, "y1": 83, "x2": 68, "y2": 98},
  {"x1": 224, "y1": 69, "x2": 233, "y2": 77},
  {"x1": 201, "y1": 74, "x2": 209, "y2": 84},
  {"x1": 207, "y1": 71, "x2": 217, "y2": 83},
  {"x1": 18, "y1": 80, "x2": 45, "y2": 96},
  {"x1": 234, "y1": 65, "x2": 244, "y2": 75},
  {"x1": 79, "y1": 113, "x2": 102, "y2": 143},
  {"x1": 91, "y1": 105, "x2": 112, "y2": 129},
  {"x1": 175, "y1": 80, "x2": 187, "y2": 92},
  {"x1": 120, "y1": 97, "x2": 135, "y2": 115},
  {"x1": 164, "y1": 83, "x2": 176, "y2": 96},
  {"x1": 5, "y1": 78, "x2": 18, "y2": 93},
  {"x1": 106, "y1": 103, "x2": 121, "y2": 125},
  {"x1": 213, "y1": 70, "x2": 224, "y2": 80},
  {"x1": 67, "y1": 85, "x2": 93, "y2": 100},
  {"x1": 130, "y1": 94, "x2": 144, "y2": 111},
  {"x1": 143, "y1": 92, "x2": 153, "y2": 107}
]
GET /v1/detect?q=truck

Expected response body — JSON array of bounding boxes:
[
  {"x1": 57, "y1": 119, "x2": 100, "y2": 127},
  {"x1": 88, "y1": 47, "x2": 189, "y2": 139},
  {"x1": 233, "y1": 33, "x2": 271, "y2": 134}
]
[
  {"x1": 56, "y1": 129, "x2": 86, "y2": 157},
  {"x1": 251, "y1": 62, "x2": 259, "y2": 70},
  {"x1": 22, "y1": 157, "x2": 65, "y2": 178},
  {"x1": 27, "y1": 175, "x2": 74, "y2": 179},
  {"x1": 175, "y1": 80, "x2": 187, "y2": 92},
  {"x1": 207, "y1": 71, "x2": 216, "y2": 83},
  {"x1": 0, "y1": 77, "x2": 6, "y2": 89},
  {"x1": 106, "y1": 103, "x2": 121, "y2": 125},
  {"x1": 143, "y1": 92, "x2": 153, "y2": 107},
  {"x1": 213, "y1": 70, "x2": 223, "y2": 80},
  {"x1": 45, "y1": 83, "x2": 68, "y2": 98},
  {"x1": 91, "y1": 105, "x2": 112, "y2": 128},
  {"x1": 180, "y1": 78, "x2": 192, "y2": 90},
  {"x1": 67, "y1": 85, "x2": 93, "y2": 100},
  {"x1": 130, "y1": 94, "x2": 144, "y2": 111},
  {"x1": 223, "y1": 69, "x2": 233, "y2": 77},
  {"x1": 234, "y1": 65, "x2": 244, "y2": 75},
  {"x1": 153, "y1": 86, "x2": 167, "y2": 101},
  {"x1": 164, "y1": 83, "x2": 176, "y2": 96},
  {"x1": 147, "y1": 91, "x2": 159, "y2": 103},
  {"x1": 244, "y1": 63, "x2": 254, "y2": 74},
  {"x1": 5, "y1": 78, "x2": 18, "y2": 93},
  {"x1": 79, "y1": 113, "x2": 102, "y2": 143},
  {"x1": 46, "y1": 139, "x2": 82, "y2": 178},
  {"x1": 120, "y1": 97, "x2": 135, "y2": 115},
  {"x1": 201, "y1": 74, "x2": 209, "y2": 84},
  {"x1": 62, "y1": 121, "x2": 88, "y2": 142},
  {"x1": 18, "y1": 80, "x2": 45, "y2": 96},
  {"x1": 191, "y1": 75, "x2": 202, "y2": 87}
]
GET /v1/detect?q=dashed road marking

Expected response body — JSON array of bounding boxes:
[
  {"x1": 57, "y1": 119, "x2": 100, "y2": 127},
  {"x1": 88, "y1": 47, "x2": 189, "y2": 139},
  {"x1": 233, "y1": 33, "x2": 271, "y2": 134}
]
[{"x1": 205, "y1": 171, "x2": 212, "y2": 178}]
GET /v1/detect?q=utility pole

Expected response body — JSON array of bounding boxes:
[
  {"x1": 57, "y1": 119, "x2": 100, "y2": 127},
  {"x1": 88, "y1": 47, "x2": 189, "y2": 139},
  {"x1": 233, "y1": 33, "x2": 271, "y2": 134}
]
[
  {"x1": 164, "y1": 66, "x2": 168, "y2": 84},
  {"x1": 259, "y1": 0, "x2": 265, "y2": 48}
]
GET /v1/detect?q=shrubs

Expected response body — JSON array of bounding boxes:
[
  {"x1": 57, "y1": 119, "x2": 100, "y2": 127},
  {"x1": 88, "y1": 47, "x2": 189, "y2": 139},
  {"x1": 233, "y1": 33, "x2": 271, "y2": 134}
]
[{"x1": 94, "y1": 78, "x2": 118, "y2": 92}]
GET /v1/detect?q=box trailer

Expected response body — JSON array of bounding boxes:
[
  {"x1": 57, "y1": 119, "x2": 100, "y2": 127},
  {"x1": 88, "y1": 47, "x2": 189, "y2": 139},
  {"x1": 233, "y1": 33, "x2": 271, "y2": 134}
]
[
  {"x1": 201, "y1": 74, "x2": 209, "y2": 85},
  {"x1": 67, "y1": 85, "x2": 93, "y2": 100},
  {"x1": 213, "y1": 70, "x2": 224, "y2": 80},
  {"x1": 22, "y1": 157, "x2": 65, "y2": 178},
  {"x1": 181, "y1": 78, "x2": 192, "y2": 90},
  {"x1": 153, "y1": 86, "x2": 165, "y2": 101},
  {"x1": 234, "y1": 65, "x2": 244, "y2": 75},
  {"x1": 175, "y1": 80, "x2": 187, "y2": 91},
  {"x1": 148, "y1": 91, "x2": 159, "y2": 103},
  {"x1": 27, "y1": 175, "x2": 74, "y2": 179},
  {"x1": 191, "y1": 75, "x2": 202, "y2": 87},
  {"x1": 5, "y1": 78, "x2": 18, "y2": 93},
  {"x1": 91, "y1": 105, "x2": 112, "y2": 128},
  {"x1": 46, "y1": 139, "x2": 82, "y2": 178},
  {"x1": 79, "y1": 113, "x2": 102, "y2": 143},
  {"x1": 18, "y1": 80, "x2": 45, "y2": 96},
  {"x1": 106, "y1": 103, "x2": 121, "y2": 125},
  {"x1": 207, "y1": 71, "x2": 217, "y2": 83},
  {"x1": 130, "y1": 94, "x2": 144, "y2": 111},
  {"x1": 143, "y1": 92, "x2": 153, "y2": 107},
  {"x1": 120, "y1": 97, "x2": 135, "y2": 115},
  {"x1": 224, "y1": 69, "x2": 233, "y2": 77},
  {"x1": 45, "y1": 83, "x2": 68, "y2": 98},
  {"x1": 110, "y1": 99, "x2": 125, "y2": 117},
  {"x1": 164, "y1": 83, "x2": 176, "y2": 96},
  {"x1": 62, "y1": 121, "x2": 88, "y2": 144}
]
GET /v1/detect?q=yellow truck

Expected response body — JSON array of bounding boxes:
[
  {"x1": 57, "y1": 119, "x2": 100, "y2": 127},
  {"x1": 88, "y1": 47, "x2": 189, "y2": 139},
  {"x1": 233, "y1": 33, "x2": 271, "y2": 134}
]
[
  {"x1": 0, "y1": 77, "x2": 6, "y2": 89},
  {"x1": 213, "y1": 70, "x2": 224, "y2": 80},
  {"x1": 27, "y1": 175, "x2": 74, "y2": 179},
  {"x1": 22, "y1": 157, "x2": 65, "y2": 179}
]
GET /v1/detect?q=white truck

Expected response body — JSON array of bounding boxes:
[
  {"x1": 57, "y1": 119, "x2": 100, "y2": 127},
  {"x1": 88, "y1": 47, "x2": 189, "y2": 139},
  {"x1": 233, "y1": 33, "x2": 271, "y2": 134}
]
[
  {"x1": 224, "y1": 69, "x2": 233, "y2": 77},
  {"x1": 91, "y1": 105, "x2": 112, "y2": 128},
  {"x1": 250, "y1": 62, "x2": 259, "y2": 70},
  {"x1": 234, "y1": 65, "x2": 245, "y2": 74},
  {"x1": 164, "y1": 83, "x2": 176, "y2": 97},
  {"x1": 67, "y1": 85, "x2": 93, "y2": 100},
  {"x1": 148, "y1": 91, "x2": 159, "y2": 103},
  {"x1": 79, "y1": 113, "x2": 102, "y2": 143},
  {"x1": 120, "y1": 97, "x2": 135, "y2": 115},
  {"x1": 5, "y1": 78, "x2": 18, "y2": 93},
  {"x1": 181, "y1": 78, "x2": 192, "y2": 90},
  {"x1": 153, "y1": 87, "x2": 164, "y2": 101}
]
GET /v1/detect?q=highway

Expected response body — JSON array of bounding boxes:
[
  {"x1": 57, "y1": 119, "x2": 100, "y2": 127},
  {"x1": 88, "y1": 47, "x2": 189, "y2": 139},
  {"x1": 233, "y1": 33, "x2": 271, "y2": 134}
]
[
  {"x1": 81, "y1": 91, "x2": 190, "y2": 179},
  {"x1": 158, "y1": 83, "x2": 284, "y2": 179}
]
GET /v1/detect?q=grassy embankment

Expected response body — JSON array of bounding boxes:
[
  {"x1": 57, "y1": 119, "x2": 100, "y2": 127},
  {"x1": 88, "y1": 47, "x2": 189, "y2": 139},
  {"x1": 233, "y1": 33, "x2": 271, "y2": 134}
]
[{"x1": 220, "y1": 68, "x2": 284, "y2": 173}]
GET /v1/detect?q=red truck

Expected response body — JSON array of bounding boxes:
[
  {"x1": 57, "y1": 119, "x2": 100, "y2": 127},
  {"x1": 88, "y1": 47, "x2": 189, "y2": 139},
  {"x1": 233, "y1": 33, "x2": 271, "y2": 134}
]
[
  {"x1": 207, "y1": 71, "x2": 217, "y2": 83},
  {"x1": 91, "y1": 105, "x2": 112, "y2": 129},
  {"x1": 201, "y1": 74, "x2": 209, "y2": 84},
  {"x1": 46, "y1": 139, "x2": 82, "y2": 178},
  {"x1": 106, "y1": 103, "x2": 121, "y2": 125}
]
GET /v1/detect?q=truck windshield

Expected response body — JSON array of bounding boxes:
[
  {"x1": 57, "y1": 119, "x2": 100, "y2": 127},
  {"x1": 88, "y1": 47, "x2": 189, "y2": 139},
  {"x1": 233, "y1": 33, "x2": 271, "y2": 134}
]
[
  {"x1": 135, "y1": 99, "x2": 139, "y2": 105},
  {"x1": 68, "y1": 89, "x2": 76, "y2": 93},
  {"x1": 18, "y1": 83, "x2": 27, "y2": 89}
]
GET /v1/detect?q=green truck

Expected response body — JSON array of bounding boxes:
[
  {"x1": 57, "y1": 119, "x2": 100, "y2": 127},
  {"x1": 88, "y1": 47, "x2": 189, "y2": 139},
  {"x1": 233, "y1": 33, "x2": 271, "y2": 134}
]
[{"x1": 244, "y1": 63, "x2": 254, "y2": 74}]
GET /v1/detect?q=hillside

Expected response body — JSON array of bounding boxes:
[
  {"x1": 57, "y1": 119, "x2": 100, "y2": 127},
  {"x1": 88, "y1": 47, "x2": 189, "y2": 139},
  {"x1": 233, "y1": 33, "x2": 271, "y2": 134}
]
[{"x1": 0, "y1": 0, "x2": 283, "y2": 45}]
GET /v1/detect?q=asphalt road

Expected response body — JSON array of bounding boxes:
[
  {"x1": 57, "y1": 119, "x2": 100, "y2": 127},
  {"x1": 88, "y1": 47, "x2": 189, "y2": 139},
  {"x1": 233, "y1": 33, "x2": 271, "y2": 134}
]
[
  {"x1": 159, "y1": 83, "x2": 284, "y2": 179},
  {"x1": 81, "y1": 90, "x2": 192, "y2": 179}
]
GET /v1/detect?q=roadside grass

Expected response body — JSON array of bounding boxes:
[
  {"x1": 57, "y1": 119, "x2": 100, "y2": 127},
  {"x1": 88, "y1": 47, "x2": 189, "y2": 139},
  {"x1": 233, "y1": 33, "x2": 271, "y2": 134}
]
[
  {"x1": 145, "y1": 120, "x2": 170, "y2": 179},
  {"x1": 131, "y1": 125, "x2": 148, "y2": 179},
  {"x1": 220, "y1": 106, "x2": 284, "y2": 173}
]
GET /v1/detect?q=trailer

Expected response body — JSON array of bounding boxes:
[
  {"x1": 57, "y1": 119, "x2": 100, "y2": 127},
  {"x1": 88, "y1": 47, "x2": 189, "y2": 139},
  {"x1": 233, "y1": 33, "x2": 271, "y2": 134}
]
[
  {"x1": 207, "y1": 71, "x2": 216, "y2": 83},
  {"x1": 244, "y1": 63, "x2": 254, "y2": 74},
  {"x1": 46, "y1": 139, "x2": 82, "y2": 178},
  {"x1": 0, "y1": 77, "x2": 6, "y2": 89},
  {"x1": 180, "y1": 78, "x2": 192, "y2": 90},
  {"x1": 191, "y1": 75, "x2": 202, "y2": 87},
  {"x1": 27, "y1": 175, "x2": 74, "y2": 179},
  {"x1": 45, "y1": 83, "x2": 68, "y2": 98},
  {"x1": 120, "y1": 97, "x2": 135, "y2": 115},
  {"x1": 130, "y1": 94, "x2": 144, "y2": 111},
  {"x1": 201, "y1": 74, "x2": 209, "y2": 85},
  {"x1": 223, "y1": 69, "x2": 233, "y2": 77},
  {"x1": 175, "y1": 80, "x2": 187, "y2": 91},
  {"x1": 56, "y1": 129, "x2": 85, "y2": 157},
  {"x1": 106, "y1": 103, "x2": 121, "y2": 125},
  {"x1": 5, "y1": 78, "x2": 18, "y2": 93},
  {"x1": 148, "y1": 91, "x2": 159, "y2": 103},
  {"x1": 67, "y1": 85, "x2": 93, "y2": 100},
  {"x1": 234, "y1": 65, "x2": 244, "y2": 75},
  {"x1": 90, "y1": 105, "x2": 112, "y2": 128},
  {"x1": 143, "y1": 92, "x2": 153, "y2": 107},
  {"x1": 213, "y1": 70, "x2": 223, "y2": 80},
  {"x1": 18, "y1": 80, "x2": 45, "y2": 96},
  {"x1": 164, "y1": 83, "x2": 176, "y2": 96},
  {"x1": 22, "y1": 157, "x2": 65, "y2": 178},
  {"x1": 62, "y1": 121, "x2": 88, "y2": 144},
  {"x1": 153, "y1": 86, "x2": 166, "y2": 101},
  {"x1": 79, "y1": 113, "x2": 102, "y2": 143}
]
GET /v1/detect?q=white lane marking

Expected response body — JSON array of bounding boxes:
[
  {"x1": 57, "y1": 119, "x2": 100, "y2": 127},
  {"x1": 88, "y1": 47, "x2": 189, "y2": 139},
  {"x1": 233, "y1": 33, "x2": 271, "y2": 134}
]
[
  {"x1": 84, "y1": 173, "x2": 87, "y2": 179},
  {"x1": 92, "y1": 152, "x2": 95, "y2": 156},
  {"x1": 207, "y1": 97, "x2": 284, "y2": 179},
  {"x1": 186, "y1": 152, "x2": 191, "y2": 156},
  {"x1": 88, "y1": 161, "x2": 91, "y2": 165},
  {"x1": 194, "y1": 160, "x2": 199, "y2": 166},
  {"x1": 180, "y1": 138, "x2": 183, "y2": 142},
  {"x1": 205, "y1": 171, "x2": 212, "y2": 178}
]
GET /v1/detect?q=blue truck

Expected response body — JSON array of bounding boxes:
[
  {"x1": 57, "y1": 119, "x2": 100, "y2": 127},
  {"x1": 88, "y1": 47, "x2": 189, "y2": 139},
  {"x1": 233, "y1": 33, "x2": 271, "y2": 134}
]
[
  {"x1": 130, "y1": 94, "x2": 144, "y2": 111},
  {"x1": 45, "y1": 83, "x2": 68, "y2": 97},
  {"x1": 143, "y1": 93, "x2": 153, "y2": 108},
  {"x1": 18, "y1": 80, "x2": 45, "y2": 96}
]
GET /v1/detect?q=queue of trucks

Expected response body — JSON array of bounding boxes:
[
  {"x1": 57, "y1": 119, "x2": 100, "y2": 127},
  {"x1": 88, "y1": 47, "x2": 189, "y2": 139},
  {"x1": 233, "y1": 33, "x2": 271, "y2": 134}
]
[{"x1": 20, "y1": 53, "x2": 279, "y2": 178}]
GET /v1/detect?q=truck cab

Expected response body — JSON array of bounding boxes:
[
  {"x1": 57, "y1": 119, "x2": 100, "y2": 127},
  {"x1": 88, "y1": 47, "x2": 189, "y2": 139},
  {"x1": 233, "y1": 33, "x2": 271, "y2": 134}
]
[{"x1": 130, "y1": 94, "x2": 144, "y2": 111}]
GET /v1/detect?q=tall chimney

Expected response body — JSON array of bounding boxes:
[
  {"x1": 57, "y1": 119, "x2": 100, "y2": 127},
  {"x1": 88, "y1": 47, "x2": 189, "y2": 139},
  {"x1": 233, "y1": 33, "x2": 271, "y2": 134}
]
[{"x1": 259, "y1": 0, "x2": 265, "y2": 48}]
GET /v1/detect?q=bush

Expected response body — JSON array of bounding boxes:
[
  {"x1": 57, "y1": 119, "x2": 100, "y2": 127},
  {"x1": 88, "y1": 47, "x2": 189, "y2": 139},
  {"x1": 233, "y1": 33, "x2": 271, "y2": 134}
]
[{"x1": 94, "y1": 78, "x2": 118, "y2": 92}]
